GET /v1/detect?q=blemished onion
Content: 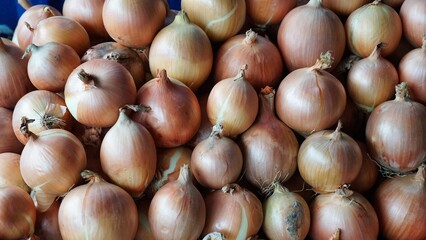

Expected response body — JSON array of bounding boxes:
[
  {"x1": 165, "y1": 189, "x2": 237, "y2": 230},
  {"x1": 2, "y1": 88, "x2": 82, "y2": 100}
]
[
  {"x1": 373, "y1": 164, "x2": 426, "y2": 240},
  {"x1": 399, "y1": 0, "x2": 426, "y2": 48},
  {"x1": 262, "y1": 183, "x2": 310, "y2": 240},
  {"x1": 0, "y1": 185, "x2": 37, "y2": 239},
  {"x1": 245, "y1": 0, "x2": 297, "y2": 27},
  {"x1": 191, "y1": 124, "x2": 243, "y2": 189},
  {"x1": 22, "y1": 42, "x2": 81, "y2": 92},
  {"x1": 100, "y1": 105, "x2": 157, "y2": 197},
  {"x1": 277, "y1": 0, "x2": 346, "y2": 71},
  {"x1": 58, "y1": 170, "x2": 138, "y2": 239},
  {"x1": 149, "y1": 165, "x2": 206, "y2": 240},
  {"x1": 345, "y1": 0, "x2": 402, "y2": 58},
  {"x1": 275, "y1": 52, "x2": 346, "y2": 136},
  {"x1": 64, "y1": 58, "x2": 137, "y2": 128},
  {"x1": 207, "y1": 64, "x2": 258, "y2": 137},
  {"x1": 102, "y1": 0, "x2": 167, "y2": 48},
  {"x1": 149, "y1": 10, "x2": 213, "y2": 91},
  {"x1": 19, "y1": 119, "x2": 86, "y2": 212},
  {"x1": 181, "y1": 0, "x2": 246, "y2": 42},
  {"x1": 321, "y1": 0, "x2": 371, "y2": 16},
  {"x1": 365, "y1": 82, "x2": 426, "y2": 173},
  {"x1": 213, "y1": 29, "x2": 284, "y2": 91},
  {"x1": 346, "y1": 43, "x2": 400, "y2": 113},
  {"x1": 350, "y1": 141, "x2": 379, "y2": 193},
  {"x1": 239, "y1": 86, "x2": 299, "y2": 190},
  {"x1": 34, "y1": 200, "x2": 62, "y2": 240},
  {"x1": 0, "y1": 107, "x2": 24, "y2": 154},
  {"x1": 202, "y1": 184, "x2": 263, "y2": 239},
  {"x1": 12, "y1": 90, "x2": 74, "y2": 144},
  {"x1": 309, "y1": 186, "x2": 379, "y2": 239},
  {"x1": 132, "y1": 69, "x2": 201, "y2": 148},
  {"x1": 135, "y1": 198, "x2": 154, "y2": 240},
  {"x1": 297, "y1": 121, "x2": 363, "y2": 193},
  {"x1": 399, "y1": 37, "x2": 426, "y2": 105},
  {"x1": 0, "y1": 152, "x2": 30, "y2": 192}
]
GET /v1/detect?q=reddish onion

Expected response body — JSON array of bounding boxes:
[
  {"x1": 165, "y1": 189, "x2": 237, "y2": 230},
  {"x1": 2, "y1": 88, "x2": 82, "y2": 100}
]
[
  {"x1": 382, "y1": 0, "x2": 406, "y2": 8},
  {"x1": 350, "y1": 141, "x2": 379, "y2": 193},
  {"x1": 187, "y1": 93, "x2": 213, "y2": 148},
  {"x1": 34, "y1": 200, "x2": 62, "y2": 240},
  {"x1": 0, "y1": 107, "x2": 24, "y2": 153},
  {"x1": 245, "y1": 0, "x2": 297, "y2": 27},
  {"x1": 0, "y1": 152, "x2": 30, "y2": 192},
  {"x1": 399, "y1": 0, "x2": 426, "y2": 48}
]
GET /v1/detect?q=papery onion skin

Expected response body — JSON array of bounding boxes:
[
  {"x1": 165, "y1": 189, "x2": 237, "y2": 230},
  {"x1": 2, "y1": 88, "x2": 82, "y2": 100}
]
[
  {"x1": 322, "y1": 0, "x2": 371, "y2": 16},
  {"x1": 35, "y1": 200, "x2": 62, "y2": 240},
  {"x1": 350, "y1": 141, "x2": 379, "y2": 194},
  {"x1": 399, "y1": 0, "x2": 426, "y2": 48},
  {"x1": 0, "y1": 107, "x2": 24, "y2": 153},
  {"x1": 245, "y1": 0, "x2": 297, "y2": 27},
  {"x1": 0, "y1": 152, "x2": 30, "y2": 192}
]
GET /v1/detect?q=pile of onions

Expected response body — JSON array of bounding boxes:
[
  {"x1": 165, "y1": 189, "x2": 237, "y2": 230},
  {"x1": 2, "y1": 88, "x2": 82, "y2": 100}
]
[
  {"x1": 207, "y1": 64, "x2": 258, "y2": 137},
  {"x1": 148, "y1": 10, "x2": 213, "y2": 92},
  {"x1": 275, "y1": 52, "x2": 346, "y2": 136},
  {"x1": 346, "y1": 43, "x2": 399, "y2": 113},
  {"x1": 277, "y1": 0, "x2": 346, "y2": 71},
  {"x1": 64, "y1": 58, "x2": 137, "y2": 128},
  {"x1": 399, "y1": 36, "x2": 426, "y2": 105},
  {"x1": 213, "y1": 29, "x2": 284, "y2": 91},
  {"x1": 365, "y1": 82, "x2": 426, "y2": 173},
  {"x1": 100, "y1": 105, "x2": 157, "y2": 197},
  {"x1": 321, "y1": 0, "x2": 370, "y2": 16},
  {"x1": 23, "y1": 42, "x2": 81, "y2": 92},
  {"x1": 181, "y1": 0, "x2": 246, "y2": 42},
  {"x1": 373, "y1": 164, "x2": 426, "y2": 240},
  {"x1": 309, "y1": 186, "x2": 379, "y2": 239},
  {"x1": 34, "y1": 201, "x2": 62, "y2": 240},
  {"x1": 399, "y1": 0, "x2": 426, "y2": 48},
  {"x1": 102, "y1": 0, "x2": 167, "y2": 48},
  {"x1": 202, "y1": 184, "x2": 263, "y2": 239},
  {"x1": 0, "y1": 185, "x2": 36, "y2": 239},
  {"x1": 0, "y1": 152, "x2": 29, "y2": 192},
  {"x1": 191, "y1": 124, "x2": 243, "y2": 189},
  {"x1": 239, "y1": 87, "x2": 299, "y2": 190},
  {"x1": 345, "y1": 0, "x2": 402, "y2": 58},
  {"x1": 245, "y1": 0, "x2": 297, "y2": 27},
  {"x1": 350, "y1": 141, "x2": 379, "y2": 193},
  {"x1": 187, "y1": 93, "x2": 213, "y2": 148},
  {"x1": 132, "y1": 69, "x2": 201, "y2": 147},
  {"x1": 58, "y1": 170, "x2": 138, "y2": 239},
  {"x1": 0, "y1": 107, "x2": 24, "y2": 153},
  {"x1": 149, "y1": 165, "x2": 206, "y2": 240}
]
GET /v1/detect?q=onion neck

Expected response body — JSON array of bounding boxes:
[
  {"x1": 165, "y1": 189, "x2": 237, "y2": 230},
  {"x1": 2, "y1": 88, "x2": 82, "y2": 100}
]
[
  {"x1": 369, "y1": 43, "x2": 384, "y2": 60},
  {"x1": 258, "y1": 86, "x2": 276, "y2": 122},
  {"x1": 307, "y1": 0, "x2": 322, "y2": 7},
  {"x1": 173, "y1": 10, "x2": 191, "y2": 25},
  {"x1": 243, "y1": 29, "x2": 258, "y2": 45},
  {"x1": 156, "y1": 69, "x2": 174, "y2": 88},
  {"x1": 209, "y1": 123, "x2": 224, "y2": 138},
  {"x1": 22, "y1": 43, "x2": 37, "y2": 59},
  {"x1": 272, "y1": 182, "x2": 290, "y2": 195},
  {"x1": 81, "y1": 169, "x2": 104, "y2": 183},
  {"x1": 311, "y1": 51, "x2": 334, "y2": 71},
  {"x1": 177, "y1": 164, "x2": 191, "y2": 184},
  {"x1": 19, "y1": 116, "x2": 36, "y2": 139},
  {"x1": 78, "y1": 69, "x2": 96, "y2": 89},
  {"x1": 330, "y1": 120, "x2": 343, "y2": 141},
  {"x1": 42, "y1": 6, "x2": 56, "y2": 17},
  {"x1": 233, "y1": 64, "x2": 248, "y2": 82},
  {"x1": 334, "y1": 184, "x2": 354, "y2": 198},
  {"x1": 330, "y1": 228, "x2": 341, "y2": 240},
  {"x1": 372, "y1": 0, "x2": 382, "y2": 5},
  {"x1": 414, "y1": 164, "x2": 425, "y2": 183},
  {"x1": 394, "y1": 82, "x2": 411, "y2": 101},
  {"x1": 221, "y1": 183, "x2": 241, "y2": 195}
]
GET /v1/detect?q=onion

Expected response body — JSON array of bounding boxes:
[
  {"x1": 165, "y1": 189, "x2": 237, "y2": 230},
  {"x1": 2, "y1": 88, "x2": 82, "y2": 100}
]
[
  {"x1": 350, "y1": 141, "x2": 379, "y2": 193},
  {"x1": 346, "y1": 43, "x2": 400, "y2": 113},
  {"x1": 149, "y1": 165, "x2": 206, "y2": 240},
  {"x1": 213, "y1": 29, "x2": 284, "y2": 91},
  {"x1": 365, "y1": 82, "x2": 426, "y2": 173},
  {"x1": 345, "y1": 0, "x2": 402, "y2": 58},
  {"x1": 181, "y1": 0, "x2": 246, "y2": 42},
  {"x1": 187, "y1": 93, "x2": 213, "y2": 148},
  {"x1": 207, "y1": 64, "x2": 258, "y2": 137},
  {"x1": 399, "y1": 36, "x2": 426, "y2": 105},
  {"x1": 382, "y1": 0, "x2": 405, "y2": 9},
  {"x1": 0, "y1": 107, "x2": 24, "y2": 153},
  {"x1": 100, "y1": 105, "x2": 157, "y2": 197},
  {"x1": 64, "y1": 58, "x2": 137, "y2": 128},
  {"x1": 0, "y1": 185, "x2": 36, "y2": 239},
  {"x1": 321, "y1": 0, "x2": 371, "y2": 16},
  {"x1": 373, "y1": 164, "x2": 426, "y2": 240},
  {"x1": 202, "y1": 184, "x2": 263, "y2": 239},
  {"x1": 0, "y1": 152, "x2": 29, "y2": 192},
  {"x1": 135, "y1": 198, "x2": 154, "y2": 240},
  {"x1": 102, "y1": 0, "x2": 167, "y2": 48},
  {"x1": 277, "y1": 0, "x2": 346, "y2": 71},
  {"x1": 399, "y1": 0, "x2": 426, "y2": 48},
  {"x1": 132, "y1": 69, "x2": 201, "y2": 147},
  {"x1": 58, "y1": 170, "x2": 138, "y2": 239},
  {"x1": 149, "y1": 10, "x2": 213, "y2": 91},
  {"x1": 337, "y1": 95, "x2": 366, "y2": 139},
  {"x1": 309, "y1": 186, "x2": 379, "y2": 239},
  {"x1": 239, "y1": 86, "x2": 299, "y2": 190},
  {"x1": 34, "y1": 200, "x2": 62, "y2": 240},
  {"x1": 191, "y1": 123, "x2": 243, "y2": 189},
  {"x1": 262, "y1": 183, "x2": 310, "y2": 240},
  {"x1": 245, "y1": 0, "x2": 297, "y2": 27},
  {"x1": 275, "y1": 51, "x2": 346, "y2": 136}
]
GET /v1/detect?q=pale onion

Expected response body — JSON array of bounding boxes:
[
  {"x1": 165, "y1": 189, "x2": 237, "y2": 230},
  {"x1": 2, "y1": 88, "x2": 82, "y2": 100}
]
[
  {"x1": 132, "y1": 69, "x2": 201, "y2": 147},
  {"x1": 345, "y1": 0, "x2": 402, "y2": 57},
  {"x1": 277, "y1": 0, "x2": 346, "y2": 71},
  {"x1": 102, "y1": 0, "x2": 167, "y2": 48},
  {"x1": 34, "y1": 200, "x2": 62, "y2": 240},
  {"x1": 149, "y1": 165, "x2": 206, "y2": 240},
  {"x1": 181, "y1": 0, "x2": 246, "y2": 42},
  {"x1": 20, "y1": 119, "x2": 86, "y2": 212},
  {"x1": 309, "y1": 186, "x2": 379, "y2": 239},
  {"x1": 12, "y1": 90, "x2": 74, "y2": 144},
  {"x1": 373, "y1": 164, "x2": 426, "y2": 240},
  {"x1": 207, "y1": 64, "x2": 258, "y2": 137},
  {"x1": 350, "y1": 141, "x2": 379, "y2": 193},
  {"x1": 365, "y1": 82, "x2": 426, "y2": 173},
  {"x1": 346, "y1": 43, "x2": 400, "y2": 113},
  {"x1": 275, "y1": 52, "x2": 346, "y2": 136},
  {"x1": 322, "y1": 0, "x2": 371, "y2": 16},
  {"x1": 239, "y1": 86, "x2": 299, "y2": 190},
  {"x1": 135, "y1": 198, "x2": 154, "y2": 240},
  {"x1": 262, "y1": 183, "x2": 310, "y2": 240},
  {"x1": 213, "y1": 29, "x2": 284, "y2": 91},
  {"x1": 245, "y1": 0, "x2": 297, "y2": 27},
  {"x1": 0, "y1": 185, "x2": 36, "y2": 239},
  {"x1": 297, "y1": 121, "x2": 363, "y2": 193},
  {"x1": 191, "y1": 124, "x2": 243, "y2": 189},
  {"x1": 64, "y1": 58, "x2": 137, "y2": 128},
  {"x1": 202, "y1": 184, "x2": 263, "y2": 239},
  {"x1": 58, "y1": 170, "x2": 138, "y2": 239},
  {"x1": 399, "y1": 0, "x2": 426, "y2": 48},
  {"x1": 0, "y1": 152, "x2": 30, "y2": 192},
  {"x1": 100, "y1": 105, "x2": 157, "y2": 197},
  {"x1": 149, "y1": 10, "x2": 213, "y2": 91},
  {"x1": 399, "y1": 37, "x2": 426, "y2": 105},
  {"x1": 0, "y1": 107, "x2": 24, "y2": 153}
]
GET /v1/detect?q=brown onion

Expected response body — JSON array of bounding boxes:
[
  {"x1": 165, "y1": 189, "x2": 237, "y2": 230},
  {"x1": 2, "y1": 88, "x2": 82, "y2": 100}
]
[
  {"x1": 245, "y1": 0, "x2": 297, "y2": 27},
  {"x1": 350, "y1": 141, "x2": 379, "y2": 193},
  {"x1": 187, "y1": 93, "x2": 213, "y2": 148},
  {"x1": 34, "y1": 200, "x2": 62, "y2": 240},
  {"x1": 399, "y1": 0, "x2": 426, "y2": 48},
  {"x1": 135, "y1": 198, "x2": 154, "y2": 240},
  {"x1": 382, "y1": 0, "x2": 405, "y2": 8},
  {"x1": 0, "y1": 107, "x2": 24, "y2": 153},
  {"x1": 0, "y1": 152, "x2": 29, "y2": 192},
  {"x1": 322, "y1": 0, "x2": 371, "y2": 16}
]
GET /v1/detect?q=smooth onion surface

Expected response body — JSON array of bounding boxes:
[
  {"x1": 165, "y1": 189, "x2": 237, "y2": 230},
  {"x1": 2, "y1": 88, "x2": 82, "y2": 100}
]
[
  {"x1": 245, "y1": 0, "x2": 297, "y2": 27},
  {"x1": 0, "y1": 152, "x2": 29, "y2": 192},
  {"x1": 399, "y1": 0, "x2": 426, "y2": 48},
  {"x1": 322, "y1": 0, "x2": 371, "y2": 16},
  {"x1": 35, "y1": 200, "x2": 62, "y2": 240},
  {"x1": 0, "y1": 107, "x2": 24, "y2": 153}
]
